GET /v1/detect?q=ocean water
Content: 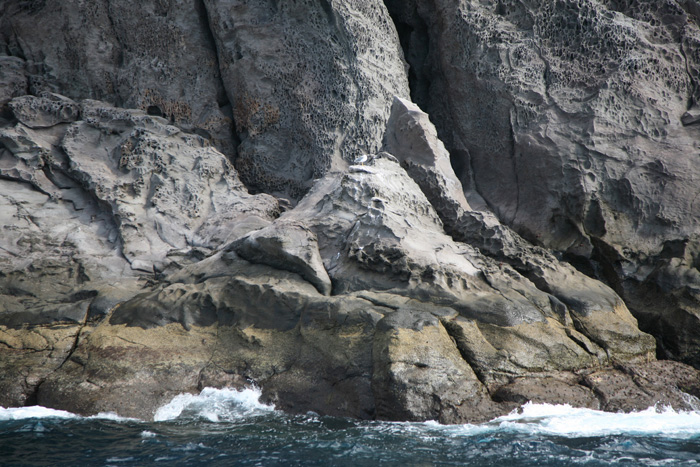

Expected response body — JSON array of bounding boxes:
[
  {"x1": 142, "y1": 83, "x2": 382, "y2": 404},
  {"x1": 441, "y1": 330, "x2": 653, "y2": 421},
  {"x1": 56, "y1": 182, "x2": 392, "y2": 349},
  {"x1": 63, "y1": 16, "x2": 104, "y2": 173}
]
[{"x1": 2, "y1": 388, "x2": 700, "y2": 466}]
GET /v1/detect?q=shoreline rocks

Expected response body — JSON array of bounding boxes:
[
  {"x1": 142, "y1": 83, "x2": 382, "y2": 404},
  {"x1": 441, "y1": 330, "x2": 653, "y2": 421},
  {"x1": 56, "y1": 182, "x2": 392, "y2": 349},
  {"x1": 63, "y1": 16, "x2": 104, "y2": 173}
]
[{"x1": 2, "y1": 1, "x2": 700, "y2": 423}]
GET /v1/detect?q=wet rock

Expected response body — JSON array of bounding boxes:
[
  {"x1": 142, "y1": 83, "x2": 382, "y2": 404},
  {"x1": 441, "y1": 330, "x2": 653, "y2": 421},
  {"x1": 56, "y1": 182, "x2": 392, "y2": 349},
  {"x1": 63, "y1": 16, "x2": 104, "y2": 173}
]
[
  {"x1": 492, "y1": 374, "x2": 601, "y2": 410},
  {"x1": 372, "y1": 310, "x2": 502, "y2": 423},
  {"x1": 582, "y1": 360, "x2": 700, "y2": 412},
  {"x1": 0, "y1": 324, "x2": 81, "y2": 408}
]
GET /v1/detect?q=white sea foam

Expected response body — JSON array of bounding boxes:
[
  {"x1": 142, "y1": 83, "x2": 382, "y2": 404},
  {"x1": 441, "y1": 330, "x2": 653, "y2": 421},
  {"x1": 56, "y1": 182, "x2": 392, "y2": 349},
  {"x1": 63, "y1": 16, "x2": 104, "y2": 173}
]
[
  {"x1": 443, "y1": 403, "x2": 700, "y2": 439},
  {"x1": 0, "y1": 406, "x2": 80, "y2": 420},
  {"x1": 153, "y1": 387, "x2": 275, "y2": 422},
  {"x1": 0, "y1": 406, "x2": 141, "y2": 422},
  {"x1": 89, "y1": 412, "x2": 141, "y2": 422}
]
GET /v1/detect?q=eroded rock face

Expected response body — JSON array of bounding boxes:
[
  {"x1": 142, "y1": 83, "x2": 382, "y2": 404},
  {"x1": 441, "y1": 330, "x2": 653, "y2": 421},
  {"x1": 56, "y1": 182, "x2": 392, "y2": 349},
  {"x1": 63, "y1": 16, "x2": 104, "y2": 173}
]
[
  {"x1": 2, "y1": 1, "x2": 700, "y2": 423},
  {"x1": 385, "y1": 0, "x2": 700, "y2": 365},
  {"x1": 23, "y1": 153, "x2": 680, "y2": 422},
  {"x1": 203, "y1": 0, "x2": 409, "y2": 197},
  {"x1": 0, "y1": 94, "x2": 277, "y2": 330},
  {"x1": 0, "y1": 0, "x2": 235, "y2": 155}
]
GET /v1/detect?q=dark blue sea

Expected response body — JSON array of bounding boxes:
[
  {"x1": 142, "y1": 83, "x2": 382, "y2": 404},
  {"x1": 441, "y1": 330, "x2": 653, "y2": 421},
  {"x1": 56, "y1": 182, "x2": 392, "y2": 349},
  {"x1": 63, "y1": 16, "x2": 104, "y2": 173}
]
[{"x1": 2, "y1": 388, "x2": 700, "y2": 466}]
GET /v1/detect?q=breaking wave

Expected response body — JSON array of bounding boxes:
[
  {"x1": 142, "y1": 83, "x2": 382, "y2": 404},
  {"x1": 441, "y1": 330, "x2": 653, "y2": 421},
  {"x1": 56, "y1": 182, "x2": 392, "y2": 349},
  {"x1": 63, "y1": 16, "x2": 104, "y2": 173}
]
[
  {"x1": 153, "y1": 387, "x2": 276, "y2": 422},
  {"x1": 2, "y1": 393, "x2": 700, "y2": 466}
]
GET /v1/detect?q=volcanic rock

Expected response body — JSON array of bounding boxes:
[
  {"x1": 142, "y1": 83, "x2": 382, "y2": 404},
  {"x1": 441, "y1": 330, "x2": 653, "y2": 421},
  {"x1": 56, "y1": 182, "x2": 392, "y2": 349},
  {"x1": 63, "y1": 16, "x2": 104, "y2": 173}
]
[
  {"x1": 385, "y1": 0, "x2": 700, "y2": 366},
  {"x1": 1, "y1": 0, "x2": 700, "y2": 423}
]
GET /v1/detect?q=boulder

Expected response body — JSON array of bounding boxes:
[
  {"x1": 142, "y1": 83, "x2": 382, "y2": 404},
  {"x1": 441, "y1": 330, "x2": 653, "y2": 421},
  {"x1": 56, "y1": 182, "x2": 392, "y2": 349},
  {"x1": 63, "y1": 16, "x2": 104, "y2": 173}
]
[
  {"x1": 372, "y1": 309, "x2": 503, "y2": 423},
  {"x1": 230, "y1": 221, "x2": 332, "y2": 296},
  {"x1": 8, "y1": 94, "x2": 80, "y2": 128}
]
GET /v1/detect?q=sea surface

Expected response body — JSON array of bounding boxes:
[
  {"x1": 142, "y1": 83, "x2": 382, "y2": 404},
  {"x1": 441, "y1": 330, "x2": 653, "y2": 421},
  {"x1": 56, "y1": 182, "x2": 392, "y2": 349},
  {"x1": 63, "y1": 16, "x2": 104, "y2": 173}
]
[{"x1": 2, "y1": 387, "x2": 700, "y2": 466}]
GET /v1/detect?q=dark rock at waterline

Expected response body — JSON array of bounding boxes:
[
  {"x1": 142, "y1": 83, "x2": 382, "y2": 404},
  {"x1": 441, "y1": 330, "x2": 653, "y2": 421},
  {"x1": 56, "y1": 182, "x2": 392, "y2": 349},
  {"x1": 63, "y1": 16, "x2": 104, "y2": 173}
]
[{"x1": 2, "y1": 0, "x2": 700, "y2": 422}]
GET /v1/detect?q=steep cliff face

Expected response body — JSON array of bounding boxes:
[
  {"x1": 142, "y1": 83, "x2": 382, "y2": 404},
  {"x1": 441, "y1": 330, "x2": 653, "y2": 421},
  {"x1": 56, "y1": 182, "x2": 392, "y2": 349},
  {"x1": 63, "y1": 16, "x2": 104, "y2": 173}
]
[
  {"x1": 203, "y1": 0, "x2": 409, "y2": 198},
  {"x1": 384, "y1": 0, "x2": 700, "y2": 366},
  {"x1": 1, "y1": 1, "x2": 700, "y2": 421}
]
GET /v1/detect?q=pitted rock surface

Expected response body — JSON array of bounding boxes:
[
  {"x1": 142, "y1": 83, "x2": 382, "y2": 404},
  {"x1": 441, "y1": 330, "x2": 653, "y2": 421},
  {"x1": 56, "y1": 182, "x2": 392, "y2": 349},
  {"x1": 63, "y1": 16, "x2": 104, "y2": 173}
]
[
  {"x1": 0, "y1": 95, "x2": 277, "y2": 327},
  {"x1": 203, "y1": 0, "x2": 409, "y2": 197},
  {"x1": 1, "y1": 0, "x2": 700, "y2": 422},
  {"x1": 0, "y1": 0, "x2": 235, "y2": 155},
  {"x1": 385, "y1": 0, "x2": 700, "y2": 365}
]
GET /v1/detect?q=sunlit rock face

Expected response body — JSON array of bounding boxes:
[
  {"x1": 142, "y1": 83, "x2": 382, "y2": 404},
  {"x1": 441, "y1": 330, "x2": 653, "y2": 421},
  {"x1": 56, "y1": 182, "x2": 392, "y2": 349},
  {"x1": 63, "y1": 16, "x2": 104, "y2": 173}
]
[{"x1": 1, "y1": 1, "x2": 700, "y2": 421}]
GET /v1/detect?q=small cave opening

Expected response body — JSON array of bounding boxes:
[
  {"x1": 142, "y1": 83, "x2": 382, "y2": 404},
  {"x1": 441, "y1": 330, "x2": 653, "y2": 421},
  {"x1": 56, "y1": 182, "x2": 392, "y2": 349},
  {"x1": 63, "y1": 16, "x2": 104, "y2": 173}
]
[{"x1": 146, "y1": 105, "x2": 164, "y2": 118}]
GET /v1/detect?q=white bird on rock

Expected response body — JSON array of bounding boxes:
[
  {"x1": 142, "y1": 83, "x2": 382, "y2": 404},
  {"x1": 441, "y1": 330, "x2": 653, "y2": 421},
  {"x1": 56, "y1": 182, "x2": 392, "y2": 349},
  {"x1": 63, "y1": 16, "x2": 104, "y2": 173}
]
[{"x1": 353, "y1": 154, "x2": 369, "y2": 166}]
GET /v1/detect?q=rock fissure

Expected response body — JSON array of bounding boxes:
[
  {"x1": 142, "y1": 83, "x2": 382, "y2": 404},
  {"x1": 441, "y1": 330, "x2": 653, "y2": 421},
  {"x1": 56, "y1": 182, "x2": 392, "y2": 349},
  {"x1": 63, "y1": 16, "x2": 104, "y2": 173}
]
[{"x1": 439, "y1": 318, "x2": 493, "y2": 390}]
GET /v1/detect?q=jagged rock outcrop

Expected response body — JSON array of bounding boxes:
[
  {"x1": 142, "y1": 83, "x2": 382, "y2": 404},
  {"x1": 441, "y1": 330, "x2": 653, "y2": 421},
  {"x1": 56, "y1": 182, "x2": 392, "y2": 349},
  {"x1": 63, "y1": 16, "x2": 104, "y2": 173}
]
[
  {"x1": 230, "y1": 221, "x2": 332, "y2": 296},
  {"x1": 1, "y1": 0, "x2": 700, "y2": 422},
  {"x1": 20, "y1": 153, "x2": 692, "y2": 422},
  {"x1": 384, "y1": 0, "x2": 700, "y2": 366},
  {"x1": 0, "y1": 93, "x2": 278, "y2": 325}
]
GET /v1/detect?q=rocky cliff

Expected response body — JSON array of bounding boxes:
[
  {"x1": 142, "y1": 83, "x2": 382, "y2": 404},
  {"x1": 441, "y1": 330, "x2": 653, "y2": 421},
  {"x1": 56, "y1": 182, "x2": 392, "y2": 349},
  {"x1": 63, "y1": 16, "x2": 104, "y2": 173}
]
[{"x1": 1, "y1": 0, "x2": 700, "y2": 422}]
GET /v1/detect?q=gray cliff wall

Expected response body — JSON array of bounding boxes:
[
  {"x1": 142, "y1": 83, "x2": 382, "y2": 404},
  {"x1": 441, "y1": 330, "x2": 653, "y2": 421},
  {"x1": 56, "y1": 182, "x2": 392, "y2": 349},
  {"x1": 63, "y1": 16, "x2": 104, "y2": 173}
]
[
  {"x1": 384, "y1": 0, "x2": 700, "y2": 365},
  {"x1": 1, "y1": 1, "x2": 700, "y2": 420}
]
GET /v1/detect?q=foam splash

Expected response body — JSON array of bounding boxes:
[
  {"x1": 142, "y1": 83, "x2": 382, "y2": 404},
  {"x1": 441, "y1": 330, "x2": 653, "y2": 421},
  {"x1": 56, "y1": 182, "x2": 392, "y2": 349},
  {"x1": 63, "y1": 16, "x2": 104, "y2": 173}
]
[
  {"x1": 153, "y1": 387, "x2": 275, "y2": 422},
  {"x1": 456, "y1": 403, "x2": 700, "y2": 438},
  {"x1": 0, "y1": 406, "x2": 140, "y2": 422},
  {"x1": 90, "y1": 412, "x2": 141, "y2": 422},
  {"x1": 0, "y1": 406, "x2": 80, "y2": 421}
]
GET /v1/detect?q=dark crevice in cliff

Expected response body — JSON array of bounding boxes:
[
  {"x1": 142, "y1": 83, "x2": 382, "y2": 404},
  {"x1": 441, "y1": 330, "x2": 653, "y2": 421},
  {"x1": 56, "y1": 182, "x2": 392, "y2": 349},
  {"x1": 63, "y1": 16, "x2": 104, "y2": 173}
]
[
  {"x1": 383, "y1": 1, "x2": 507, "y2": 220},
  {"x1": 388, "y1": 12, "x2": 430, "y2": 106},
  {"x1": 439, "y1": 318, "x2": 493, "y2": 391},
  {"x1": 26, "y1": 316, "x2": 88, "y2": 407},
  {"x1": 577, "y1": 375, "x2": 608, "y2": 408},
  {"x1": 506, "y1": 112, "x2": 521, "y2": 225},
  {"x1": 196, "y1": 0, "x2": 241, "y2": 162},
  {"x1": 679, "y1": 36, "x2": 699, "y2": 110}
]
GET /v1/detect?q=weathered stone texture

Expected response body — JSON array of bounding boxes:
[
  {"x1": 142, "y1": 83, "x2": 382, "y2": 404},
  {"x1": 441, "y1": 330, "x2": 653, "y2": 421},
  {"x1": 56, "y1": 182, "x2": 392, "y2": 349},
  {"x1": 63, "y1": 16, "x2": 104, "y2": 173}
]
[
  {"x1": 1, "y1": 0, "x2": 700, "y2": 423},
  {"x1": 203, "y1": 0, "x2": 409, "y2": 197},
  {"x1": 385, "y1": 0, "x2": 700, "y2": 365}
]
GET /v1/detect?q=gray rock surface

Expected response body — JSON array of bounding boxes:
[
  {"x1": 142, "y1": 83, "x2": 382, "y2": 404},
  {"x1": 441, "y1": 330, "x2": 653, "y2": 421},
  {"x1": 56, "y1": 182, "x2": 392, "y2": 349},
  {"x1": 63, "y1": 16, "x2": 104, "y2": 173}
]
[
  {"x1": 21, "y1": 153, "x2": 674, "y2": 422},
  {"x1": 0, "y1": 0, "x2": 235, "y2": 155},
  {"x1": 230, "y1": 221, "x2": 332, "y2": 296},
  {"x1": 203, "y1": 0, "x2": 409, "y2": 197},
  {"x1": 385, "y1": 0, "x2": 700, "y2": 365},
  {"x1": 1, "y1": 0, "x2": 700, "y2": 423},
  {"x1": 0, "y1": 94, "x2": 277, "y2": 329}
]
